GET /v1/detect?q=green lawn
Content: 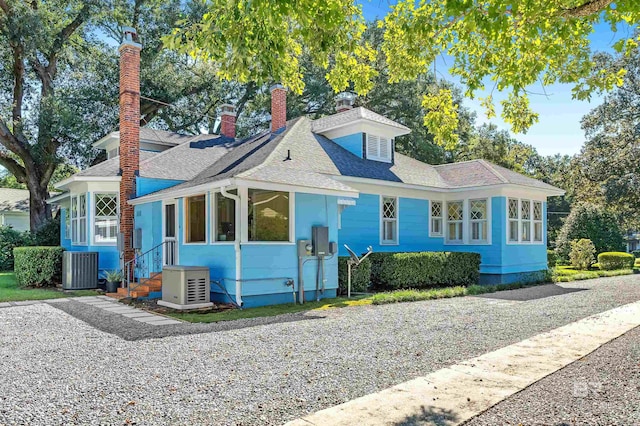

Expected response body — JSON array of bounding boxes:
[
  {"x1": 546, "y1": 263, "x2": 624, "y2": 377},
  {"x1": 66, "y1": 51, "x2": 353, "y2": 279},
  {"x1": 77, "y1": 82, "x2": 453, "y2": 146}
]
[
  {"x1": 0, "y1": 272, "x2": 99, "y2": 302},
  {"x1": 554, "y1": 265, "x2": 634, "y2": 282}
]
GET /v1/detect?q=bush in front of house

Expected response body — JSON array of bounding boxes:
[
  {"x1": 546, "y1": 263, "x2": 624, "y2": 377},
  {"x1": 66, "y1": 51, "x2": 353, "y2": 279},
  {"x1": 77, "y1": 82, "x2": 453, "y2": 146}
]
[
  {"x1": 632, "y1": 250, "x2": 640, "y2": 259},
  {"x1": 555, "y1": 203, "x2": 624, "y2": 261},
  {"x1": 569, "y1": 238, "x2": 596, "y2": 270},
  {"x1": 13, "y1": 246, "x2": 64, "y2": 288},
  {"x1": 597, "y1": 252, "x2": 635, "y2": 270},
  {"x1": 547, "y1": 249, "x2": 558, "y2": 267},
  {"x1": 338, "y1": 256, "x2": 372, "y2": 294},
  {"x1": 0, "y1": 226, "x2": 32, "y2": 271},
  {"x1": 369, "y1": 251, "x2": 481, "y2": 290}
]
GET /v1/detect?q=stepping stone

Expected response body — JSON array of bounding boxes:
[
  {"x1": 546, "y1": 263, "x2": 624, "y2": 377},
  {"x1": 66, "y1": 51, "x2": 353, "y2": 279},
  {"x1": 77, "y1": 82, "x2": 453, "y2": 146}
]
[
  {"x1": 46, "y1": 298, "x2": 70, "y2": 303},
  {"x1": 122, "y1": 312, "x2": 156, "y2": 318},
  {"x1": 133, "y1": 315, "x2": 170, "y2": 323},
  {"x1": 0, "y1": 302, "x2": 11, "y2": 308},
  {"x1": 13, "y1": 300, "x2": 42, "y2": 306},
  {"x1": 102, "y1": 307, "x2": 137, "y2": 313},
  {"x1": 147, "y1": 319, "x2": 182, "y2": 326}
]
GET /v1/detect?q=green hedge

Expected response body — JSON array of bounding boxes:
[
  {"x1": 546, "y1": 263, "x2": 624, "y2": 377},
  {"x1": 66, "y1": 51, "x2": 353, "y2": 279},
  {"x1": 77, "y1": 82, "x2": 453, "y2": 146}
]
[
  {"x1": 547, "y1": 250, "x2": 558, "y2": 267},
  {"x1": 597, "y1": 252, "x2": 635, "y2": 271},
  {"x1": 0, "y1": 226, "x2": 31, "y2": 271},
  {"x1": 632, "y1": 250, "x2": 640, "y2": 259},
  {"x1": 369, "y1": 251, "x2": 481, "y2": 290},
  {"x1": 338, "y1": 256, "x2": 372, "y2": 294},
  {"x1": 13, "y1": 246, "x2": 64, "y2": 288}
]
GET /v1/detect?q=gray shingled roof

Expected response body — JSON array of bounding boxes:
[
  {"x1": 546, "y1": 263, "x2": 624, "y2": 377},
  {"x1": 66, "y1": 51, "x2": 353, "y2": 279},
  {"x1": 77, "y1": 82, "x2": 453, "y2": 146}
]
[
  {"x1": 139, "y1": 128, "x2": 197, "y2": 146},
  {"x1": 0, "y1": 188, "x2": 30, "y2": 212},
  {"x1": 76, "y1": 151, "x2": 159, "y2": 177}
]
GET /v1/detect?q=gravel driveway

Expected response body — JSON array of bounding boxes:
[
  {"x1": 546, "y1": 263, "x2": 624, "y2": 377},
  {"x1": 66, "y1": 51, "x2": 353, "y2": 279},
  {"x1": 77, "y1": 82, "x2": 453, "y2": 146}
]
[{"x1": 1, "y1": 275, "x2": 640, "y2": 425}]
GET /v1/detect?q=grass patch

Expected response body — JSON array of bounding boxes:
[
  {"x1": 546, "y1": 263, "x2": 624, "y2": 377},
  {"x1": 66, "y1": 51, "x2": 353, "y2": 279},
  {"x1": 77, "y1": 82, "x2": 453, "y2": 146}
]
[
  {"x1": 553, "y1": 266, "x2": 634, "y2": 282},
  {"x1": 166, "y1": 296, "x2": 373, "y2": 323},
  {"x1": 0, "y1": 272, "x2": 99, "y2": 302}
]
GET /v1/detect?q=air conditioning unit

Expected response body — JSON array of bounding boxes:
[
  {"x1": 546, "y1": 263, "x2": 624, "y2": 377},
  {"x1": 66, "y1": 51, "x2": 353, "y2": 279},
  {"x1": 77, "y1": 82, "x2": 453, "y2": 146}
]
[
  {"x1": 62, "y1": 251, "x2": 99, "y2": 290},
  {"x1": 157, "y1": 266, "x2": 213, "y2": 310}
]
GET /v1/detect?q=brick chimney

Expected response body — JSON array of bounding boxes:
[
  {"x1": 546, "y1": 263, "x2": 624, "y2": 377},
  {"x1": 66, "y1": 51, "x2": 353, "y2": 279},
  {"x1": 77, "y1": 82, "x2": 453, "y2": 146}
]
[
  {"x1": 220, "y1": 104, "x2": 236, "y2": 138},
  {"x1": 118, "y1": 27, "x2": 142, "y2": 269},
  {"x1": 270, "y1": 84, "x2": 287, "y2": 132}
]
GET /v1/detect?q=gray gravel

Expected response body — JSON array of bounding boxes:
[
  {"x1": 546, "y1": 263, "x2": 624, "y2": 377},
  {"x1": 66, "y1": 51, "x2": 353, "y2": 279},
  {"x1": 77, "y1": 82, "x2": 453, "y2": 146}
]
[
  {"x1": 1, "y1": 275, "x2": 640, "y2": 425},
  {"x1": 465, "y1": 325, "x2": 640, "y2": 426}
]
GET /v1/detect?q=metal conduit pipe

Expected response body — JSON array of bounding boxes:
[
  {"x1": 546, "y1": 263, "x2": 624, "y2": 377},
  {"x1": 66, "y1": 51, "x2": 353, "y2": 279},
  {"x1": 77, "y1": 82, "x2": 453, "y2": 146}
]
[{"x1": 220, "y1": 186, "x2": 243, "y2": 307}]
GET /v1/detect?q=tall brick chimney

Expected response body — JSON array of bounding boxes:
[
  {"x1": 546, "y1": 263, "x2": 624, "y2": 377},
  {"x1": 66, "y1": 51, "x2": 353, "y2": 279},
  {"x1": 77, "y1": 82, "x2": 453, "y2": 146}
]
[
  {"x1": 118, "y1": 27, "x2": 142, "y2": 269},
  {"x1": 220, "y1": 104, "x2": 236, "y2": 138},
  {"x1": 270, "y1": 84, "x2": 287, "y2": 132}
]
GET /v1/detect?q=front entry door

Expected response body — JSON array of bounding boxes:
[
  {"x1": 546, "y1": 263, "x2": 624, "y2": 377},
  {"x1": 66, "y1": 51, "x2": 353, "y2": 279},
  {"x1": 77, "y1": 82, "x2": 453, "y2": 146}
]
[{"x1": 163, "y1": 202, "x2": 177, "y2": 266}]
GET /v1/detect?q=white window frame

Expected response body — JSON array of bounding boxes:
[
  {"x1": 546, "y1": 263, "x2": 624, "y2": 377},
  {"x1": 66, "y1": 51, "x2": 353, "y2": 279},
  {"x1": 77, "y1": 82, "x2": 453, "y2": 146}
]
[
  {"x1": 508, "y1": 198, "x2": 519, "y2": 243},
  {"x1": 366, "y1": 134, "x2": 393, "y2": 163},
  {"x1": 533, "y1": 201, "x2": 543, "y2": 243},
  {"x1": 211, "y1": 190, "x2": 237, "y2": 244},
  {"x1": 243, "y1": 188, "x2": 295, "y2": 244},
  {"x1": 184, "y1": 193, "x2": 208, "y2": 245},
  {"x1": 445, "y1": 200, "x2": 464, "y2": 244},
  {"x1": 92, "y1": 192, "x2": 118, "y2": 245},
  {"x1": 71, "y1": 194, "x2": 87, "y2": 246},
  {"x1": 506, "y1": 198, "x2": 544, "y2": 245},
  {"x1": 64, "y1": 208, "x2": 70, "y2": 240},
  {"x1": 469, "y1": 198, "x2": 489, "y2": 244},
  {"x1": 380, "y1": 195, "x2": 399, "y2": 245},
  {"x1": 430, "y1": 200, "x2": 443, "y2": 237}
]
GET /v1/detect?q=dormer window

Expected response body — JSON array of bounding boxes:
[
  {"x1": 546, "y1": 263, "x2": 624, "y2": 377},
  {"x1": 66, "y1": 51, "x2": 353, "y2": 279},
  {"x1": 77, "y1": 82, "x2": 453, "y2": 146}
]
[{"x1": 366, "y1": 134, "x2": 392, "y2": 163}]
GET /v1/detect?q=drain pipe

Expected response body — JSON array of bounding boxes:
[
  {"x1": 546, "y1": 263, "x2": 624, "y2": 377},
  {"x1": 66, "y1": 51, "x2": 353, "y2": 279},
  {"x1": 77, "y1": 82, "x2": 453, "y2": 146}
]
[{"x1": 221, "y1": 186, "x2": 243, "y2": 307}]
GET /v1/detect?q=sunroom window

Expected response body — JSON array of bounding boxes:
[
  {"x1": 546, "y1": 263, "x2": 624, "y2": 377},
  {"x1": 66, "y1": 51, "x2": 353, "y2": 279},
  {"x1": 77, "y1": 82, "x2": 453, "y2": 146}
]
[
  {"x1": 508, "y1": 198, "x2": 519, "y2": 242},
  {"x1": 186, "y1": 195, "x2": 206, "y2": 243},
  {"x1": 381, "y1": 196, "x2": 398, "y2": 244},
  {"x1": 430, "y1": 201, "x2": 443, "y2": 237},
  {"x1": 248, "y1": 189, "x2": 290, "y2": 242},
  {"x1": 533, "y1": 201, "x2": 543, "y2": 242},
  {"x1": 214, "y1": 190, "x2": 236, "y2": 242},
  {"x1": 447, "y1": 201, "x2": 463, "y2": 243},
  {"x1": 469, "y1": 199, "x2": 488, "y2": 243},
  {"x1": 71, "y1": 194, "x2": 87, "y2": 245},
  {"x1": 521, "y1": 200, "x2": 531, "y2": 242},
  {"x1": 366, "y1": 134, "x2": 392, "y2": 163},
  {"x1": 94, "y1": 193, "x2": 118, "y2": 244}
]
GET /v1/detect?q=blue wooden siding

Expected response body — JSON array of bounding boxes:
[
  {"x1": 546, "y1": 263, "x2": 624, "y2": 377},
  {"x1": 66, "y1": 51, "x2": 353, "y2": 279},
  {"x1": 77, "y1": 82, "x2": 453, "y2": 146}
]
[
  {"x1": 333, "y1": 133, "x2": 363, "y2": 158},
  {"x1": 136, "y1": 177, "x2": 184, "y2": 197}
]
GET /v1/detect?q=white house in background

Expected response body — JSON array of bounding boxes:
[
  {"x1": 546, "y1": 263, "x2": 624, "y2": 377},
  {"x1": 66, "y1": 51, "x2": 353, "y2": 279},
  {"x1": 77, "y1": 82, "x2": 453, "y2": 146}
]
[{"x1": 0, "y1": 188, "x2": 30, "y2": 232}]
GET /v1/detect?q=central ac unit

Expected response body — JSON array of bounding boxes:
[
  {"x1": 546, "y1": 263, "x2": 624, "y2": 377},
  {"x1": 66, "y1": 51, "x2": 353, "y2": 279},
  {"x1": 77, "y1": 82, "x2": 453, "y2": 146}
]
[{"x1": 157, "y1": 266, "x2": 213, "y2": 310}]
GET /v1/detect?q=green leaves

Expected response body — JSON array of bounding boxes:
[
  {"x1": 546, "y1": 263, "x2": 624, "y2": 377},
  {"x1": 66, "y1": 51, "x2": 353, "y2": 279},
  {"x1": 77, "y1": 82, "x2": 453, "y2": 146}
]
[{"x1": 421, "y1": 88, "x2": 459, "y2": 149}]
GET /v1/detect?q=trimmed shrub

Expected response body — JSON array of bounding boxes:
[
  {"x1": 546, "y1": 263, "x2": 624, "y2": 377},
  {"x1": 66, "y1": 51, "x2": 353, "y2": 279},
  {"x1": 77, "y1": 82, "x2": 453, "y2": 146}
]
[
  {"x1": 632, "y1": 250, "x2": 640, "y2": 259},
  {"x1": 31, "y1": 215, "x2": 60, "y2": 246},
  {"x1": 555, "y1": 203, "x2": 624, "y2": 261},
  {"x1": 369, "y1": 251, "x2": 481, "y2": 290},
  {"x1": 569, "y1": 239, "x2": 596, "y2": 270},
  {"x1": 0, "y1": 226, "x2": 32, "y2": 271},
  {"x1": 338, "y1": 256, "x2": 372, "y2": 294},
  {"x1": 547, "y1": 250, "x2": 558, "y2": 267},
  {"x1": 597, "y1": 252, "x2": 635, "y2": 271},
  {"x1": 13, "y1": 246, "x2": 64, "y2": 288}
]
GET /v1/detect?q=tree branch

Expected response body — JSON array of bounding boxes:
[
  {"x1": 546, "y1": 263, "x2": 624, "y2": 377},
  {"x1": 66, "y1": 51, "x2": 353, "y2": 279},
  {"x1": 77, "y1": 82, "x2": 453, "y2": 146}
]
[
  {"x1": 0, "y1": 118, "x2": 30, "y2": 159},
  {"x1": 562, "y1": 0, "x2": 614, "y2": 18},
  {"x1": 0, "y1": 152, "x2": 27, "y2": 183}
]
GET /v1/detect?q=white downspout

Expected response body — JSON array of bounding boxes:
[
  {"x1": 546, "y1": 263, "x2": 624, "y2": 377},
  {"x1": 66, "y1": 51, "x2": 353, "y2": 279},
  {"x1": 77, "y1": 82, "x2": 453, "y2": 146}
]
[{"x1": 221, "y1": 186, "x2": 243, "y2": 307}]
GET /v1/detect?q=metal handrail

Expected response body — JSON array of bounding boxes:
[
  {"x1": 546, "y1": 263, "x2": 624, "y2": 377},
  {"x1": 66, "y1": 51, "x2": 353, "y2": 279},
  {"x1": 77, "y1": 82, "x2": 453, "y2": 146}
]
[{"x1": 122, "y1": 240, "x2": 176, "y2": 297}]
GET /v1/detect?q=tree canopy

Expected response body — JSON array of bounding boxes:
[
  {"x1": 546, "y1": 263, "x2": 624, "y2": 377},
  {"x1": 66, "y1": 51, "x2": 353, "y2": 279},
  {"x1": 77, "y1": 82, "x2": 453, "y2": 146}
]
[{"x1": 168, "y1": 0, "x2": 640, "y2": 147}]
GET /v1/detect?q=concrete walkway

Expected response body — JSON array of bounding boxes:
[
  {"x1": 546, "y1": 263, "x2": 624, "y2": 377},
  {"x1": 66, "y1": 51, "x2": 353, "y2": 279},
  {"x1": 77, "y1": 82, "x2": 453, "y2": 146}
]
[
  {"x1": 286, "y1": 299, "x2": 640, "y2": 426},
  {"x1": 73, "y1": 296, "x2": 182, "y2": 325}
]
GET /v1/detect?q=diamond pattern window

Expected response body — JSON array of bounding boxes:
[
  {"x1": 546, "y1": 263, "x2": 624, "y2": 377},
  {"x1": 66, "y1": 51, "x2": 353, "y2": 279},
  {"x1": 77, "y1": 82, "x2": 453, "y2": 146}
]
[
  {"x1": 446, "y1": 201, "x2": 463, "y2": 243},
  {"x1": 469, "y1": 199, "x2": 488, "y2": 242},
  {"x1": 94, "y1": 193, "x2": 118, "y2": 244},
  {"x1": 381, "y1": 196, "x2": 398, "y2": 244},
  {"x1": 430, "y1": 201, "x2": 443, "y2": 236}
]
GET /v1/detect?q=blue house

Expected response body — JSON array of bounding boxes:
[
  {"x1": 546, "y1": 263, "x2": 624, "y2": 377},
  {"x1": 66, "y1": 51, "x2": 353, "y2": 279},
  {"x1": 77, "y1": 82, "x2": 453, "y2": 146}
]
[{"x1": 49, "y1": 29, "x2": 563, "y2": 307}]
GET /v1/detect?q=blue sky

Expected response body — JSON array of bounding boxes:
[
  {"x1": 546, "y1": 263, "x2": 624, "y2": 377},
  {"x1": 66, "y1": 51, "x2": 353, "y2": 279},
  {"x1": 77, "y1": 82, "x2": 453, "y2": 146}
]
[{"x1": 359, "y1": 1, "x2": 632, "y2": 156}]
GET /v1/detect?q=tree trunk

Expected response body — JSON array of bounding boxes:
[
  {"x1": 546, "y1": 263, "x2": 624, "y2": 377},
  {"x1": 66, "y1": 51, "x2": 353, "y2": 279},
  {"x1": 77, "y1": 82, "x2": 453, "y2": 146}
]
[{"x1": 27, "y1": 176, "x2": 52, "y2": 232}]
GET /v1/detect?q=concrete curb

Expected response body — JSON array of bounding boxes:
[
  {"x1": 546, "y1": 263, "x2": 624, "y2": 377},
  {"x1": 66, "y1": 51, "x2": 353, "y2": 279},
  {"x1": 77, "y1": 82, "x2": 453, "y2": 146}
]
[{"x1": 285, "y1": 300, "x2": 640, "y2": 426}]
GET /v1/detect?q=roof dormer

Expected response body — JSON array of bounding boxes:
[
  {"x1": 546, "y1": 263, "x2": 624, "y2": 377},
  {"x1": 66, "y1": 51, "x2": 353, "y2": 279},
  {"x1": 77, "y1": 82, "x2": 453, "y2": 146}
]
[{"x1": 311, "y1": 104, "x2": 410, "y2": 163}]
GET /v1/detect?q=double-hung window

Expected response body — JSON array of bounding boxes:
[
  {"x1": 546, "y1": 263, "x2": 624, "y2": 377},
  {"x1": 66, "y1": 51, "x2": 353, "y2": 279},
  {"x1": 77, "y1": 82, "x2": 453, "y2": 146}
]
[
  {"x1": 64, "y1": 209, "x2": 71, "y2": 240},
  {"x1": 94, "y1": 193, "x2": 118, "y2": 244},
  {"x1": 71, "y1": 194, "x2": 87, "y2": 245},
  {"x1": 446, "y1": 201, "x2": 463, "y2": 243},
  {"x1": 508, "y1": 198, "x2": 519, "y2": 242},
  {"x1": 381, "y1": 196, "x2": 398, "y2": 244},
  {"x1": 469, "y1": 199, "x2": 488, "y2": 243},
  {"x1": 430, "y1": 201, "x2": 443, "y2": 237},
  {"x1": 533, "y1": 201, "x2": 543, "y2": 242},
  {"x1": 366, "y1": 134, "x2": 392, "y2": 163},
  {"x1": 521, "y1": 200, "x2": 531, "y2": 242}
]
